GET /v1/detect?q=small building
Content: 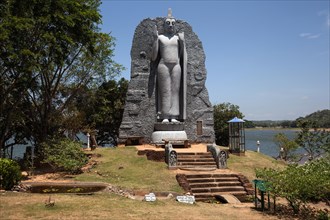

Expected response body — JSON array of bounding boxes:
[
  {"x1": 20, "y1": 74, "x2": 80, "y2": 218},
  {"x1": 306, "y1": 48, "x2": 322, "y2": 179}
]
[{"x1": 228, "y1": 117, "x2": 245, "y2": 155}]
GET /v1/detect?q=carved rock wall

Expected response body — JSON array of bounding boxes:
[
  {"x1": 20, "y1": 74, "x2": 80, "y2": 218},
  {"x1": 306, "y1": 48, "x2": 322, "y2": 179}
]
[{"x1": 119, "y1": 17, "x2": 215, "y2": 144}]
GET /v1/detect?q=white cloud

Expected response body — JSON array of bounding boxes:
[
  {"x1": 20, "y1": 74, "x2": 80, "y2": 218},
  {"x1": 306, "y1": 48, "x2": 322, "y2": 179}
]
[
  {"x1": 299, "y1": 33, "x2": 321, "y2": 39},
  {"x1": 318, "y1": 10, "x2": 330, "y2": 27}
]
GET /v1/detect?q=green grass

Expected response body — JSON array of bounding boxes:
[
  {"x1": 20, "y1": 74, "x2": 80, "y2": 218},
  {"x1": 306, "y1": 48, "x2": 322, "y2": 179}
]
[
  {"x1": 75, "y1": 147, "x2": 286, "y2": 193},
  {"x1": 75, "y1": 147, "x2": 183, "y2": 192},
  {"x1": 228, "y1": 150, "x2": 286, "y2": 181}
]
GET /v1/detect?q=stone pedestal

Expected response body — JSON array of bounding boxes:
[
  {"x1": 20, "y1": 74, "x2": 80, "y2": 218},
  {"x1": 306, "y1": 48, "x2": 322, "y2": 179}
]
[
  {"x1": 151, "y1": 131, "x2": 188, "y2": 144},
  {"x1": 151, "y1": 122, "x2": 187, "y2": 145}
]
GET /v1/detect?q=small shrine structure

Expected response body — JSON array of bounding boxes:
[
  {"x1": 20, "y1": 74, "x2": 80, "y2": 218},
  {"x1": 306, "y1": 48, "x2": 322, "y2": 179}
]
[{"x1": 228, "y1": 117, "x2": 245, "y2": 155}]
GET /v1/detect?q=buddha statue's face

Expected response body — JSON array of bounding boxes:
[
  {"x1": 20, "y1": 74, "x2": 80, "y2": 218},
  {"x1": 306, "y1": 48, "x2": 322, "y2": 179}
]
[{"x1": 164, "y1": 18, "x2": 176, "y2": 34}]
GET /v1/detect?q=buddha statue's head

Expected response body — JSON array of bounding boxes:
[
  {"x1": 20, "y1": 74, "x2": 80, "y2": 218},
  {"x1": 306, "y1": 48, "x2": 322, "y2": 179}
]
[{"x1": 164, "y1": 8, "x2": 176, "y2": 34}]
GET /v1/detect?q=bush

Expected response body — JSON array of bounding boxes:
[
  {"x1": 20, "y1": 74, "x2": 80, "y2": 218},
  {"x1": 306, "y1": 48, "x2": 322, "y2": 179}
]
[
  {"x1": 41, "y1": 138, "x2": 88, "y2": 174},
  {"x1": 0, "y1": 158, "x2": 22, "y2": 190},
  {"x1": 256, "y1": 156, "x2": 330, "y2": 214}
]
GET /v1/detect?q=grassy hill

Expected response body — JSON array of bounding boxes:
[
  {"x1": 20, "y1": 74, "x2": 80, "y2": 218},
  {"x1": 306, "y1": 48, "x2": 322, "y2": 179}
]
[
  {"x1": 75, "y1": 147, "x2": 182, "y2": 192},
  {"x1": 75, "y1": 147, "x2": 286, "y2": 192}
]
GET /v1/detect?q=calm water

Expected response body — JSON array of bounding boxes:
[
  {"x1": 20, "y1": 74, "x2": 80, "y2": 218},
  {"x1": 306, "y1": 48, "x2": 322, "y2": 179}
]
[
  {"x1": 245, "y1": 129, "x2": 298, "y2": 158},
  {"x1": 8, "y1": 129, "x2": 298, "y2": 159},
  {"x1": 5, "y1": 133, "x2": 89, "y2": 159}
]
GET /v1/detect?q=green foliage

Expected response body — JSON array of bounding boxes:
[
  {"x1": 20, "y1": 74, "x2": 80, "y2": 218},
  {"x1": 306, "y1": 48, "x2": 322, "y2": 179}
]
[
  {"x1": 0, "y1": 0, "x2": 123, "y2": 156},
  {"x1": 256, "y1": 156, "x2": 330, "y2": 214},
  {"x1": 244, "y1": 120, "x2": 255, "y2": 128},
  {"x1": 251, "y1": 109, "x2": 330, "y2": 129},
  {"x1": 296, "y1": 109, "x2": 330, "y2": 128},
  {"x1": 213, "y1": 102, "x2": 244, "y2": 146},
  {"x1": 41, "y1": 138, "x2": 88, "y2": 174},
  {"x1": 76, "y1": 78, "x2": 128, "y2": 146},
  {"x1": 295, "y1": 120, "x2": 330, "y2": 160},
  {"x1": 251, "y1": 120, "x2": 297, "y2": 128},
  {"x1": 273, "y1": 133, "x2": 299, "y2": 161},
  {"x1": 0, "y1": 158, "x2": 21, "y2": 190}
]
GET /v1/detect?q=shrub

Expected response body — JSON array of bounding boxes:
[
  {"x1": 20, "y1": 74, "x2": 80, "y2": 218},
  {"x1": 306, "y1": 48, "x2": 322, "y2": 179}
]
[
  {"x1": 41, "y1": 138, "x2": 88, "y2": 174},
  {"x1": 0, "y1": 158, "x2": 22, "y2": 190},
  {"x1": 256, "y1": 156, "x2": 330, "y2": 214}
]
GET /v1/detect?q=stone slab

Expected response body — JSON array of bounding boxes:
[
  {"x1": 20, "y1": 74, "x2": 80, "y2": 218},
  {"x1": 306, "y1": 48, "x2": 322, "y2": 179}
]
[
  {"x1": 215, "y1": 194, "x2": 241, "y2": 204},
  {"x1": 176, "y1": 195, "x2": 195, "y2": 204},
  {"x1": 144, "y1": 193, "x2": 156, "y2": 202},
  {"x1": 151, "y1": 131, "x2": 187, "y2": 144},
  {"x1": 154, "y1": 123, "x2": 184, "y2": 131}
]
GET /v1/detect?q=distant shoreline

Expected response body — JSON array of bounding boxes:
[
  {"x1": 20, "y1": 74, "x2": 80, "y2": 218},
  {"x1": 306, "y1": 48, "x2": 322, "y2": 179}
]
[
  {"x1": 246, "y1": 127, "x2": 300, "y2": 131},
  {"x1": 246, "y1": 127, "x2": 330, "y2": 131}
]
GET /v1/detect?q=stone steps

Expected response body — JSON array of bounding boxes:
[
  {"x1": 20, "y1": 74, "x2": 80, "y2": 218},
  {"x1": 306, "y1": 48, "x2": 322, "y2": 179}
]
[
  {"x1": 188, "y1": 177, "x2": 239, "y2": 183},
  {"x1": 182, "y1": 173, "x2": 249, "y2": 202},
  {"x1": 177, "y1": 158, "x2": 215, "y2": 162},
  {"x1": 178, "y1": 162, "x2": 217, "y2": 166},
  {"x1": 189, "y1": 181, "x2": 242, "y2": 188},
  {"x1": 176, "y1": 152, "x2": 217, "y2": 168},
  {"x1": 191, "y1": 186, "x2": 245, "y2": 193}
]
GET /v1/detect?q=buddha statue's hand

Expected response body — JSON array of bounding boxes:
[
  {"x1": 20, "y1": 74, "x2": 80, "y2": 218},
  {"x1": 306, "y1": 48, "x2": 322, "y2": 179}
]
[{"x1": 153, "y1": 25, "x2": 158, "y2": 40}]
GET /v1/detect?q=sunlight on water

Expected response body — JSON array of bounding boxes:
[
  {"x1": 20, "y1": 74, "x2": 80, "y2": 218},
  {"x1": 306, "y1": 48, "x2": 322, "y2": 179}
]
[{"x1": 245, "y1": 129, "x2": 298, "y2": 158}]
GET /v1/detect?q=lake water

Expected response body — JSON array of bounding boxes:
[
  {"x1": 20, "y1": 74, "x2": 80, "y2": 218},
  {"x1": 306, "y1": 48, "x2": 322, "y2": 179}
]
[
  {"x1": 245, "y1": 129, "x2": 298, "y2": 158},
  {"x1": 7, "y1": 129, "x2": 298, "y2": 159}
]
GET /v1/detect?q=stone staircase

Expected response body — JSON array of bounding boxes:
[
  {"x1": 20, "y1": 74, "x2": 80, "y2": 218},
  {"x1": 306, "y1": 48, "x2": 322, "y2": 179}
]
[
  {"x1": 176, "y1": 152, "x2": 217, "y2": 169},
  {"x1": 177, "y1": 173, "x2": 252, "y2": 202}
]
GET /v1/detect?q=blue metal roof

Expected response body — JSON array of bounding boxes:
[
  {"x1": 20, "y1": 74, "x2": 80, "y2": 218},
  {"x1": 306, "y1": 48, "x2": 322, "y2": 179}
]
[{"x1": 228, "y1": 117, "x2": 245, "y2": 123}]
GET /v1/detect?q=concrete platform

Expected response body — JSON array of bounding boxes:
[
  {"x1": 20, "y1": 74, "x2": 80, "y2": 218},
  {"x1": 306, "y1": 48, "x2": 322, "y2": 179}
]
[{"x1": 135, "y1": 143, "x2": 211, "y2": 153}]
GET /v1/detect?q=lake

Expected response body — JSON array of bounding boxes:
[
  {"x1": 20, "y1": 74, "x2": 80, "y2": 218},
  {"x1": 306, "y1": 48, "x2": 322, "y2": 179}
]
[
  {"x1": 245, "y1": 129, "x2": 299, "y2": 158},
  {"x1": 8, "y1": 129, "x2": 298, "y2": 159}
]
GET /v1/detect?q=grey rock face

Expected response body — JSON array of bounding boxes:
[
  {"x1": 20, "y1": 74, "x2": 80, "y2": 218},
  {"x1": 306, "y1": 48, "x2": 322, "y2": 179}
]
[{"x1": 119, "y1": 17, "x2": 215, "y2": 144}]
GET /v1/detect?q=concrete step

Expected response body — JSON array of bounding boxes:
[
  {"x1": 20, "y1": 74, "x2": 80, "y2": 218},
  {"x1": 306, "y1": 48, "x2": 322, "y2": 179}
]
[
  {"x1": 189, "y1": 181, "x2": 242, "y2": 188},
  {"x1": 187, "y1": 177, "x2": 239, "y2": 183},
  {"x1": 177, "y1": 152, "x2": 212, "y2": 155},
  {"x1": 191, "y1": 186, "x2": 245, "y2": 193},
  {"x1": 179, "y1": 165, "x2": 217, "y2": 169},
  {"x1": 178, "y1": 162, "x2": 217, "y2": 166},
  {"x1": 177, "y1": 158, "x2": 215, "y2": 162},
  {"x1": 185, "y1": 174, "x2": 238, "y2": 179},
  {"x1": 175, "y1": 152, "x2": 216, "y2": 168},
  {"x1": 179, "y1": 167, "x2": 217, "y2": 171},
  {"x1": 177, "y1": 156, "x2": 214, "y2": 160},
  {"x1": 176, "y1": 172, "x2": 252, "y2": 203},
  {"x1": 177, "y1": 152, "x2": 213, "y2": 158}
]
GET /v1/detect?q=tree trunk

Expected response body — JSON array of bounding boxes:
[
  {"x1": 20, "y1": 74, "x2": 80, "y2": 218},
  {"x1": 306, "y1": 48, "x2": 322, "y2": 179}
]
[{"x1": 90, "y1": 134, "x2": 98, "y2": 150}]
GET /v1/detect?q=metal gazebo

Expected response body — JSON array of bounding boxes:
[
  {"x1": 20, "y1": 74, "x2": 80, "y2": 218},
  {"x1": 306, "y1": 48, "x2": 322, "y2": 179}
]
[{"x1": 228, "y1": 117, "x2": 245, "y2": 155}]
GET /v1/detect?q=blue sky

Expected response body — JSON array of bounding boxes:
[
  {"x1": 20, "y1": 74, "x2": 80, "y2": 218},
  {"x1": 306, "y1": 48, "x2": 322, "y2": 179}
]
[{"x1": 99, "y1": 0, "x2": 329, "y2": 120}]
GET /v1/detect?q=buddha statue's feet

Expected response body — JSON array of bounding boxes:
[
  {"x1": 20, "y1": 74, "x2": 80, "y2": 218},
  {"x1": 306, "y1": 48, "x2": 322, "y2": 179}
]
[
  {"x1": 162, "y1": 119, "x2": 169, "y2": 123},
  {"x1": 171, "y1": 119, "x2": 180, "y2": 123}
]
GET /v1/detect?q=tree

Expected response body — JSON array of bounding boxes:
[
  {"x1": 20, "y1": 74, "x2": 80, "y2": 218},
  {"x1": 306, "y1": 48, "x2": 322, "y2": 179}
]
[
  {"x1": 0, "y1": 0, "x2": 123, "y2": 157},
  {"x1": 295, "y1": 120, "x2": 330, "y2": 161},
  {"x1": 256, "y1": 156, "x2": 330, "y2": 214},
  {"x1": 41, "y1": 138, "x2": 88, "y2": 174},
  {"x1": 273, "y1": 133, "x2": 299, "y2": 161},
  {"x1": 77, "y1": 78, "x2": 129, "y2": 146},
  {"x1": 213, "y1": 102, "x2": 244, "y2": 146},
  {"x1": 295, "y1": 109, "x2": 330, "y2": 128}
]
